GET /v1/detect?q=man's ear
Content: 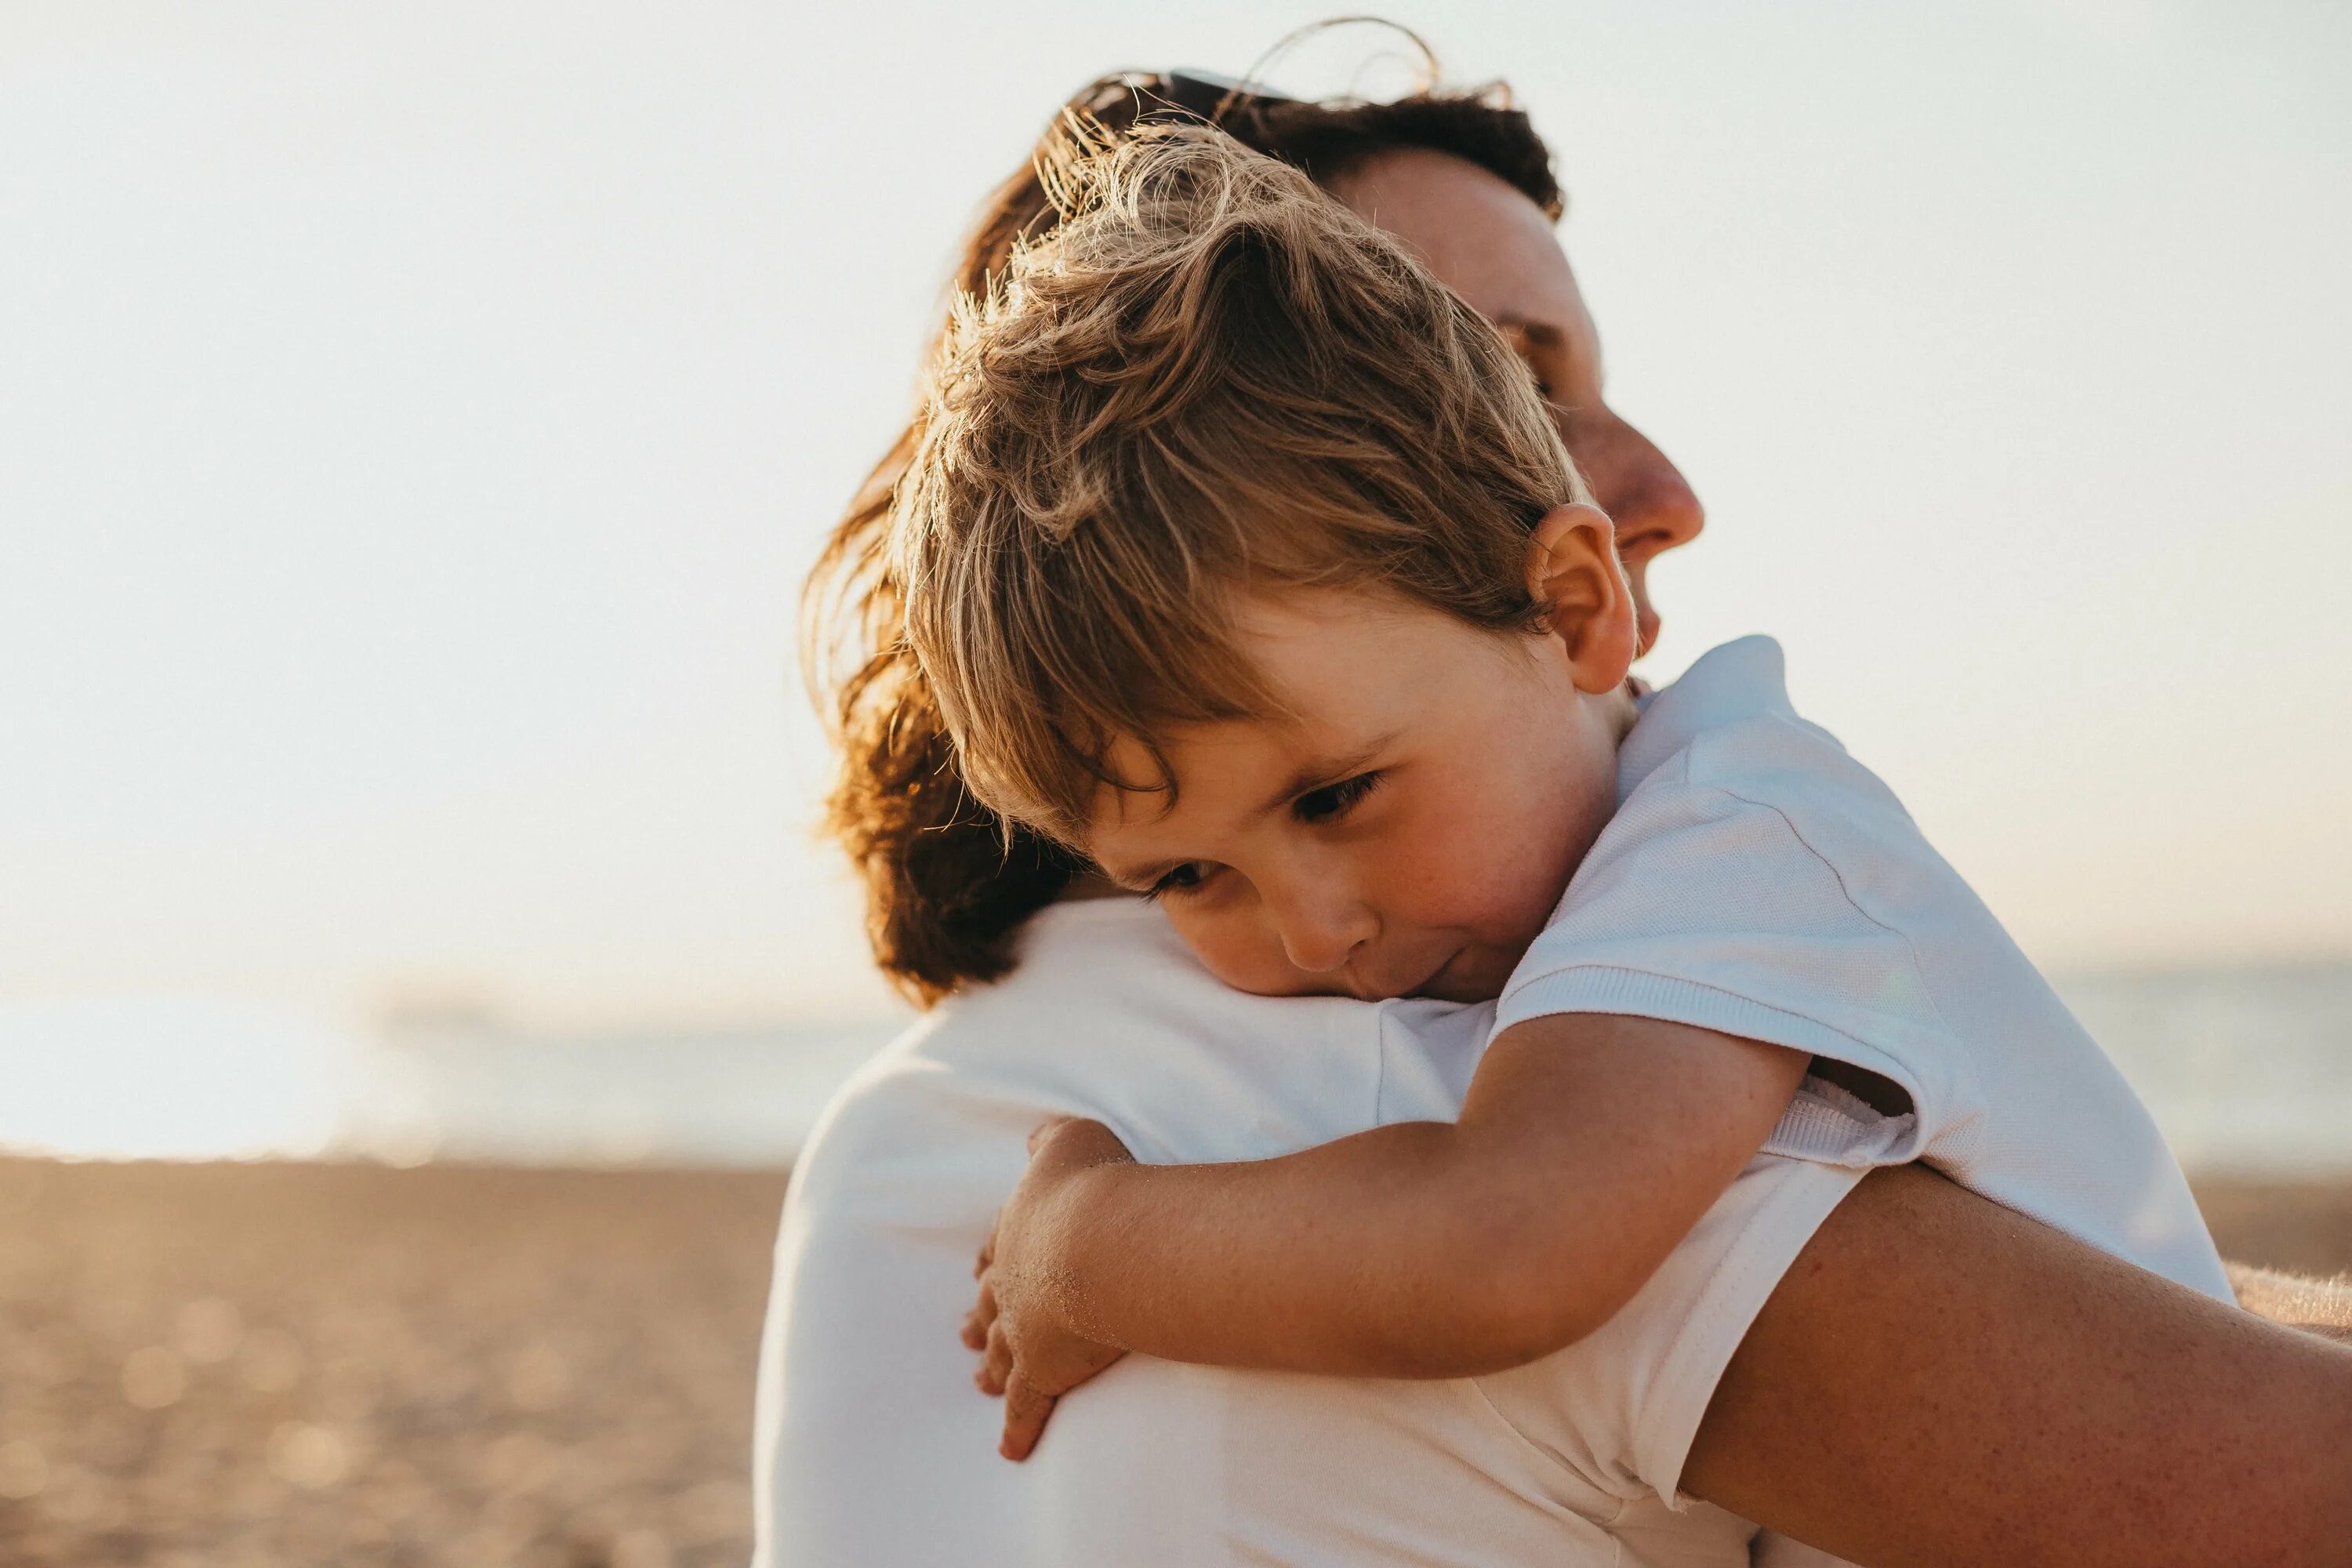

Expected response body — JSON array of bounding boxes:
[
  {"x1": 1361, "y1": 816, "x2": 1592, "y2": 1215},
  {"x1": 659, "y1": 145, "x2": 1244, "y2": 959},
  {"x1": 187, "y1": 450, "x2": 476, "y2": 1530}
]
[{"x1": 1525, "y1": 503, "x2": 1638, "y2": 695}]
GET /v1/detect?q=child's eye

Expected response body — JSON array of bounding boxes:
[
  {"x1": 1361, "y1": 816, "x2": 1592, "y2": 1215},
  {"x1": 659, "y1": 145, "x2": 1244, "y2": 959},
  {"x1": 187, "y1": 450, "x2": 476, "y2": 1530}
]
[
  {"x1": 1144, "y1": 862, "x2": 1210, "y2": 902},
  {"x1": 1292, "y1": 770, "x2": 1382, "y2": 825}
]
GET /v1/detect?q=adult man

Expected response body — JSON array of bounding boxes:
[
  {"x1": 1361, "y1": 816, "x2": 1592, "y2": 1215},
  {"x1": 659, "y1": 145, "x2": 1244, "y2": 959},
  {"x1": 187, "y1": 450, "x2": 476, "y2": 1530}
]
[{"x1": 761, "y1": 72, "x2": 2352, "y2": 1566}]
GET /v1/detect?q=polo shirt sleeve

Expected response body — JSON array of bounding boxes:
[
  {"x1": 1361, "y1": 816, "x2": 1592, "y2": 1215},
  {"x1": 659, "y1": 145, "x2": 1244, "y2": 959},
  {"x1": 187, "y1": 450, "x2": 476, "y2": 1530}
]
[{"x1": 1492, "y1": 724, "x2": 1971, "y2": 1164}]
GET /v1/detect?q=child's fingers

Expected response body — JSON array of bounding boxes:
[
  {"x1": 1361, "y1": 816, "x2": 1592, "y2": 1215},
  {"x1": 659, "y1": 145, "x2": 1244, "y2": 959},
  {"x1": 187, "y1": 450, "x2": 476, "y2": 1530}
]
[
  {"x1": 974, "y1": 1224, "x2": 995, "y2": 1279},
  {"x1": 999, "y1": 1372, "x2": 1057, "y2": 1461},
  {"x1": 978, "y1": 1320, "x2": 1014, "y2": 1396},
  {"x1": 960, "y1": 1277, "x2": 1000, "y2": 1349}
]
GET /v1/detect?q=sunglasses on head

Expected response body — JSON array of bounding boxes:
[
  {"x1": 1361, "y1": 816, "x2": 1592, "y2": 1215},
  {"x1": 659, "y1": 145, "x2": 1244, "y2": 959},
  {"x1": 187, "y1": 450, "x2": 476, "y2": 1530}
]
[{"x1": 1076, "y1": 70, "x2": 1301, "y2": 133}]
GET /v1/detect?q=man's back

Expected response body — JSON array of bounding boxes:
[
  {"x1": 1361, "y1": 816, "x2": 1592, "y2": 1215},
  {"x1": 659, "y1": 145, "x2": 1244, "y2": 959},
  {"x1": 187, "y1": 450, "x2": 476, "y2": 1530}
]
[{"x1": 753, "y1": 898, "x2": 1860, "y2": 1566}]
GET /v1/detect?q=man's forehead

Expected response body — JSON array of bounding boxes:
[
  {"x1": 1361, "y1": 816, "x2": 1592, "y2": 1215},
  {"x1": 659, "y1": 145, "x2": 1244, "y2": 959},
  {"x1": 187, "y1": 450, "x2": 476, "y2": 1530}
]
[{"x1": 1334, "y1": 148, "x2": 1585, "y2": 334}]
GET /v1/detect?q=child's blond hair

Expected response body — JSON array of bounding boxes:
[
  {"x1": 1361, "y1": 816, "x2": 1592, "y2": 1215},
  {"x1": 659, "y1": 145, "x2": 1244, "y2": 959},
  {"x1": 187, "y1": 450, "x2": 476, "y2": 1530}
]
[{"x1": 893, "y1": 124, "x2": 1588, "y2": 845}]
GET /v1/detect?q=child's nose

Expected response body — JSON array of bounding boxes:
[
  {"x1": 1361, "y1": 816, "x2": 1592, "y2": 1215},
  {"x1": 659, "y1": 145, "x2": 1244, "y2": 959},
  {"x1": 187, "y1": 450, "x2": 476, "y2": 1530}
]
[{"x1": 1272, "y1": 890, "x2": 1377, "y2": 977}]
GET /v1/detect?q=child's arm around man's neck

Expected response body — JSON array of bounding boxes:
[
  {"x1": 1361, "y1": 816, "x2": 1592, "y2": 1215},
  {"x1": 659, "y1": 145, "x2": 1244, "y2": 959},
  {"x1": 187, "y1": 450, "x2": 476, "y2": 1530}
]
[{"x1": 966, "y1": 1012, "x2": 1809, "y2": 1458}]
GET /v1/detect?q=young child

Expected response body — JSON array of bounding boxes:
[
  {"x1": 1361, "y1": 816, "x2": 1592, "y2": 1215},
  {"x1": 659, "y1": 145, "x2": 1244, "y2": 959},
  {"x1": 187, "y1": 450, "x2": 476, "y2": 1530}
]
[{"x1": 891, "y1": 125, "x2": 2234, "y2": 1461}]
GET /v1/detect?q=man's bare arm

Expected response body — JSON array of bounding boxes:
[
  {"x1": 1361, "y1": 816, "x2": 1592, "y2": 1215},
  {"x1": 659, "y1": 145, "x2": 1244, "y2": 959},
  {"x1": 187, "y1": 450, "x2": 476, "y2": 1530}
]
[{"x1": 1686, "y1": 1164, "x2": 2352, "y2": 1567}]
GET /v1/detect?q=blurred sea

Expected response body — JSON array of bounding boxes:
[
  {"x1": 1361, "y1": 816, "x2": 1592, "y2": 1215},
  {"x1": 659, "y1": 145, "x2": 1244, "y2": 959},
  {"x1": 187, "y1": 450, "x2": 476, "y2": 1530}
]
[{"x1": 1, "y1": 964, "x2": 2347, "y2": 1174}]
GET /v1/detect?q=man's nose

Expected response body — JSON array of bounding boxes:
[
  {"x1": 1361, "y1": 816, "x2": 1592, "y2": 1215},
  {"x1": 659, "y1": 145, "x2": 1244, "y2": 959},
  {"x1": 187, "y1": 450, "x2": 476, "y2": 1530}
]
[
  {"x1": 1588, "y1": 416, "x2": 1702, "y2": 655},
  {"x1": 1604, "y1": 423, "x2": 1705, "y2": 570}
]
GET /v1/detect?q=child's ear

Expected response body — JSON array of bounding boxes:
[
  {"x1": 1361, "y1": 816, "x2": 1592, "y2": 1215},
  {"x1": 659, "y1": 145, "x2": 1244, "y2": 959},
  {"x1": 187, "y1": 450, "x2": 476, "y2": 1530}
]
[{"x1": 1525, "y1": 503, "x2": 1638, "y2": 695}]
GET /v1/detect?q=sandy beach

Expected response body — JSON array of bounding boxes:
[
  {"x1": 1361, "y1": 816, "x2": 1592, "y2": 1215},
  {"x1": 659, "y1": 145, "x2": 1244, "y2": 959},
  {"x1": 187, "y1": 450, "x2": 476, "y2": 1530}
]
[
  {"x1": 0, "y1": 1157, "x2": 2343, "y2": 1566},
  {"x1": 0, "y1": 1160, "x2": 785, "y2": 1567}
]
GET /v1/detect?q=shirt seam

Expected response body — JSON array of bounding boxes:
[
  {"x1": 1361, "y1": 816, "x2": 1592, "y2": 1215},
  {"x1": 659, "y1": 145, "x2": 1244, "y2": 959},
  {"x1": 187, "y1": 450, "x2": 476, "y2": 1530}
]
[
  {"x1": 1497, "y1": 964, "x2": 1935, "y2": 1080},
  {"x1": 1459, "y1": 1377, "x2": 1637, "y2": 1529},
  {"x1": 1690, "y1": 765, "x2": 1965, "y2": 1050},
  {"x1": 1630, "y1": 1160, "x2": 1866, "y2": 1504}
]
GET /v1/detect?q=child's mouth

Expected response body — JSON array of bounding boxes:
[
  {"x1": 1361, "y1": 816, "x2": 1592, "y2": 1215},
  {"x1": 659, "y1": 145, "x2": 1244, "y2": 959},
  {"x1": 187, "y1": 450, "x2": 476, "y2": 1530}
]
[
  {"x1": 1339, "y1": 951, "x2": 1456, "y2": 1004},
  {"x1": 1404, "y1": 946, "x2": 1475, "y2": 1001},
  {"x1": 1403, "y1": 944, "x2": 1520, "y2": 1005}
]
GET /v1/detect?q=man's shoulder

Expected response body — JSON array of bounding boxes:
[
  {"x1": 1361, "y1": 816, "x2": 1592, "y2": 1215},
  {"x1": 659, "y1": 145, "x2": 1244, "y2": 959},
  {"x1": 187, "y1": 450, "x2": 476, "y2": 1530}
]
[
  {"x1": 781, "y1": 1022, "x2": 1030, "y2": 1234},
  {"x1": 1628, "y1": 658, "x2": 1957, "y2": 931},
  {"x1": 781, "y1": 931, "x2": 1171, "y2": 1223},
  {"x1": 831, "y1": 901, "x2": 1227, "y2": 1087},
  {"x1": 795, "y1": 898, "x2": 1401, "y2": 1179},
  {"x1": 893, "y1": 898, "x2": 1351, "y2": 1080},
  {"x1": 1629, "y1": 637, "x2": 1904, "y2": 833},
  {"x1": 1680, "y1": 713, "x2": 1904, "y2": 821}
]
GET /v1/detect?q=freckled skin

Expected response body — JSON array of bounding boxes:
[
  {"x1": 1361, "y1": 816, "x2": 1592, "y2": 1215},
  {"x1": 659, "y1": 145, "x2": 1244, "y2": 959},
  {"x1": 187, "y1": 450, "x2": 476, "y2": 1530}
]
[{"x1": 1087, "y1": 514, "x2": 1638, "y2": 1005}]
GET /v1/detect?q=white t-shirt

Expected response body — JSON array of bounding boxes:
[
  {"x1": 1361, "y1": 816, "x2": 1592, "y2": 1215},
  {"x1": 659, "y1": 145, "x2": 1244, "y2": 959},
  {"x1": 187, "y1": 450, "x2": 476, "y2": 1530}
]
[
  {"x1": 1496, "y1": 635, "x2": 2231, "y2": 1302},
  {"x1": 754, "y1": 897, "x2": 1865, "y2": 1566}
]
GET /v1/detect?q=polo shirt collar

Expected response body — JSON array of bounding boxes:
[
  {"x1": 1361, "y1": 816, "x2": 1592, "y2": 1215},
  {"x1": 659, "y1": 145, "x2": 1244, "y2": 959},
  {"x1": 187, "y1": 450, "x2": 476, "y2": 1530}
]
[{"x1": 1617, "y1": 635, "x2": 1796, "y2": 801}]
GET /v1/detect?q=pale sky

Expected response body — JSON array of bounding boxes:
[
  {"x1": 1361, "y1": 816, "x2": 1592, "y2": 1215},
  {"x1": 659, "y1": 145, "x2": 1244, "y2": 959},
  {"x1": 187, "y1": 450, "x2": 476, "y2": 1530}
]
[{"x1": 2, "y1": 1, "x2": 2347, "y2": 1031}]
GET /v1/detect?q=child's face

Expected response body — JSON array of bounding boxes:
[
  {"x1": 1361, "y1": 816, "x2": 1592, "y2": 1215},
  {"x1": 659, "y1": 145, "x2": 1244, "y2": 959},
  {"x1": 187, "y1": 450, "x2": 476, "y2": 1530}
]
[{"x1": 1083, "y1": 514, "x2": 1636, "y2": 1004}]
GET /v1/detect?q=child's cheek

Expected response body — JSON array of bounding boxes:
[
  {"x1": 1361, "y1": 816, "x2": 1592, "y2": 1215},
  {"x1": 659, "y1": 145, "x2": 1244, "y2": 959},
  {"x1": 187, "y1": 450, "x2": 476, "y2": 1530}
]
[
  {"x1": 1434, "y1": 790, "x2": 1589, "y2": 951},
  {"x1": 1403, "y1": 790, "x2": 1557, "y2": 935},
  {"x1": 1167, "y1": 898, "x2": 1338, "y2": 1000}
]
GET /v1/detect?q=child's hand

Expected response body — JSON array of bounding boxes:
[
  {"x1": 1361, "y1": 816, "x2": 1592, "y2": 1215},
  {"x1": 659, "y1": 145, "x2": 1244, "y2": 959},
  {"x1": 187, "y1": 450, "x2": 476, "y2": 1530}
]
[{"x1": 961, "y1": 1116, "x2": 1135, "y2": 1460}]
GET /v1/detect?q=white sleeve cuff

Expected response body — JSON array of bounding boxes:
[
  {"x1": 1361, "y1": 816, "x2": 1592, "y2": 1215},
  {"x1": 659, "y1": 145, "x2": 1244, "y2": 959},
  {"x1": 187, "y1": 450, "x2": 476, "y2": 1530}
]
[
  {"x1": 1493, "y1": 964, "x2": 1947, "y2": 1153},
  {"x1": 1629, "y1": 1156, "x2": 1870, "y2": 1506}
]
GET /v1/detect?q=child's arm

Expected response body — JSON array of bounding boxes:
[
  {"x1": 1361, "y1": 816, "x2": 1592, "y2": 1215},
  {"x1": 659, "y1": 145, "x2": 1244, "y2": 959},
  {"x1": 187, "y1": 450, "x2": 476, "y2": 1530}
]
[{"x1": 966, "y1": 1014, "x2": 1809, "y2": 1457}]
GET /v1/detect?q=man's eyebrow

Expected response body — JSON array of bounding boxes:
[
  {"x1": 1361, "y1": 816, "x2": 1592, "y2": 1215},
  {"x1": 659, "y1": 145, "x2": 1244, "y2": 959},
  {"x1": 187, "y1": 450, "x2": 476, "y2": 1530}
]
[
  {"x1": 1495, "y1": 311, "x2": 1606, "y2": 388},
  {"x1": 1494, "y1": 313, "x2": 1566, "y2": 350}
]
